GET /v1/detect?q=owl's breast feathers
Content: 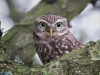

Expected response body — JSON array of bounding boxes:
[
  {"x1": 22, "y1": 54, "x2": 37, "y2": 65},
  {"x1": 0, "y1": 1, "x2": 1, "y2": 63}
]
[{"x1": 34, "y1": 31, "x2": 83, "y2": 64}]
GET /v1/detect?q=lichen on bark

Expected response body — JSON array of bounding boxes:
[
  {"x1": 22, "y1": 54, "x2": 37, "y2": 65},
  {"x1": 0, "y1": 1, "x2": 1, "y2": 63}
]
[
  {"x1": 0, "y1": 39, "x2": 100, "y2": 75},
  {"x1": 1, "y1": 0, "x2": 100, "y2": 75}
]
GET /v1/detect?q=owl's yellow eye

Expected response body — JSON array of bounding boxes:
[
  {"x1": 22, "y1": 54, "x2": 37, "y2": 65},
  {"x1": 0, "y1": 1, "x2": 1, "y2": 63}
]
[
  {"x1": 56, "y1": 22, "x2": 62, "y2": 29},
  {"x1": 40, "y1": 22, "x2": 46, "y2": 28}
]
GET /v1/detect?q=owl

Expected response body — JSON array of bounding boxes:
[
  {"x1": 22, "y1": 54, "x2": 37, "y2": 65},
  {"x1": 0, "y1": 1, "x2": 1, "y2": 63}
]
[{"x1": 33, "y1": 15, "x2": 83, "y2": 64}]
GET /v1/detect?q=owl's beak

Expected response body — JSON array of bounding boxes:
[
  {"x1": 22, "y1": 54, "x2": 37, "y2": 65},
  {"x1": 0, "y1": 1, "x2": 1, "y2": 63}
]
[{"x1": 50, "y1": 28, "x2": 53, "y2": 37}]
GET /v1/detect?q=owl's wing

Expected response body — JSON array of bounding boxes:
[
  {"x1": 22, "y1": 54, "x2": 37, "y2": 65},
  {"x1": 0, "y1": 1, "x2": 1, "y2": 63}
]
[
  {"x1": 63, "y1": 35, "x2": 83, "y2": 51},
  {"x1": 55, "y1": 35, "x2": 83, "y2": 55},
  {"x1": 56, "y1": 38, "x2": 75, "y2": 53}
]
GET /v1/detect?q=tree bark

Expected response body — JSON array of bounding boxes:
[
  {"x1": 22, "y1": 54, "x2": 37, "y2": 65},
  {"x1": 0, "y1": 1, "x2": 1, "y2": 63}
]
[
  {"x1": 1, "y1": 0, "x2": 100, "y2": 75},
  {"x1": 0, "y1": 39, "x2": 100, "y2": 75}
]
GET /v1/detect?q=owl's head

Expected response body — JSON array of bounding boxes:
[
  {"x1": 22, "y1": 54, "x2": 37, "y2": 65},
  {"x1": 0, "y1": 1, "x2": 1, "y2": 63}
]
[{"x1": 33, "y1": 15, "x2": 71, "y2": 40}]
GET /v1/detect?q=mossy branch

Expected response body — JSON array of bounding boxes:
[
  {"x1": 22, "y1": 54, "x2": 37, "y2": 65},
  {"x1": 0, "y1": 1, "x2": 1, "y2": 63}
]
[
  {"x1": 0, "y1": 39, "x2": 100, "y2": 75},
  {"x1": 0, "y1": 0, "x2": 99, "y2": 75}
]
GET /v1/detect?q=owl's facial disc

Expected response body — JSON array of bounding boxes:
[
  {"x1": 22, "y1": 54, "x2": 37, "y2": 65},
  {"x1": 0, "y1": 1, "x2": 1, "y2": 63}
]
[{"x1": 35, "y1": 18, "x2": 69, "y2": 38}]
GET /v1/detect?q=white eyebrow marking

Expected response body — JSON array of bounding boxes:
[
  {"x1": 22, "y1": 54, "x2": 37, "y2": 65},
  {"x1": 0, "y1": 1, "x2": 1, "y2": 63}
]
[
  {"x1": 37, "y1": 18, "x2": 67, "y2": 27},
  {"x1": 52, "y1": 19, "x2": 63, "y2": 27},
  {"x1": 52, "y1": 18, "x2": 67, "y2": 27},
  {"x1": 37, "y1": 20, "x2": 51, "y2": 26}
]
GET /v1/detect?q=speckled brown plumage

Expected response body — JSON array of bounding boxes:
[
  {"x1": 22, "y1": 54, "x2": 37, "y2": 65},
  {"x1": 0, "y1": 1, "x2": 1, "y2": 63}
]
[{"x1": 33, "y1": 15, "x2": 83, "y2": 64}]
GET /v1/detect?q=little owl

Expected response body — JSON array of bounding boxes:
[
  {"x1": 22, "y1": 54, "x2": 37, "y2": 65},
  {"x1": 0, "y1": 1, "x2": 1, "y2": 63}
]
[{"x1": 33, "y1": 15, "x2": 83, "y2": 64}]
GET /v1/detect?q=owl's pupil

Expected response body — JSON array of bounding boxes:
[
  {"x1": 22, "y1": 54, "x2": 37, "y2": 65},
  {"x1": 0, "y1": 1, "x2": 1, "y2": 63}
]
[
  {"x1": 56, "y1": 23, "x2": 62, "y2": 28},
  {"x1": 41, "y1": 23, "x2": 45, "y2": 27},
  {"x1": 40, "y1": 22, "x2": 46, "y2": 28},
  {"x1": 57, "y1": 24, "x2": 61, "y2": 27}
]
